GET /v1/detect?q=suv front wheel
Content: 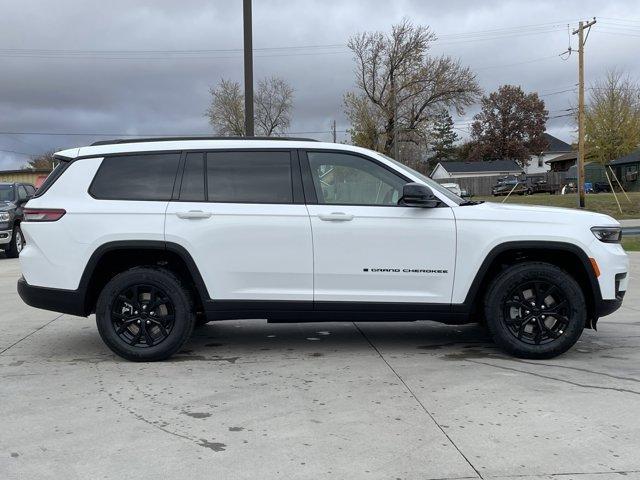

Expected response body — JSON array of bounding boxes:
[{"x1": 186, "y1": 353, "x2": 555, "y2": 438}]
[
  {"x1": 484, "y1": 262, "x2": 586, "y2": 359},
  {"x1": 96, "y1": 267, "x2": 196, "y2": 361}
]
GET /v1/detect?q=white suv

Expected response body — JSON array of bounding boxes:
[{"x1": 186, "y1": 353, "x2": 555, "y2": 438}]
[{"x1": 17, "y1": 138, "x2": 629, "y2": 361}]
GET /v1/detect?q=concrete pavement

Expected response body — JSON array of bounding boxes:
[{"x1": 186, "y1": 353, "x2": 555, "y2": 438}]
[{"x1": 1, "y1": 254, "x2": 639, "y2": 480}]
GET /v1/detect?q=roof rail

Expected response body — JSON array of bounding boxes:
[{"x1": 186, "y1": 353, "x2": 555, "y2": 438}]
[{"x1": 90, "y1": 136, "x2": 319, "y2": 146}]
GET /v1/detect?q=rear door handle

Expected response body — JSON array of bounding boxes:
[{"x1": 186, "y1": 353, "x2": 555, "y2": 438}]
[
  {"x1": 176, "y1": 210, "x2": 212, "y2": 219},
  {"x1": 317, "y1": 212, "x2": 354, "y2": 222}
]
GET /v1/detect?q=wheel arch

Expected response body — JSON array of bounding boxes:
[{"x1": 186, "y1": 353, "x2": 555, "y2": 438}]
[
  {"x1": 80, "y1": 241, "x2": 209, "y2": 315},
  {"x1": 459, "y1": 241, "x2": 602, "y2": 327}
]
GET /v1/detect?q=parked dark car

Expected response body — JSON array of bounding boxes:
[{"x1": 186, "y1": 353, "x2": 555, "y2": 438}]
[
  {"x1": 0, "y1": 182, "x2": 35, "y2": 258},
  {"x1": 530, "y1": 179, "x2": 559, "y2": 195},
  {"x1": 491, "y1": 176, "x2": 532, "y2": 196}
]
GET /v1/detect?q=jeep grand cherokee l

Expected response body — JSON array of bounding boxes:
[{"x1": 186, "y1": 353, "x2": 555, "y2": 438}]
[{"x1": 17, "y1": 138, "x2": 629, "y2": 361}]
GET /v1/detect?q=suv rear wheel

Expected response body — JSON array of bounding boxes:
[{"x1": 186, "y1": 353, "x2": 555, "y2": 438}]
[
  {"x1": 484, "y1": 262, "x2": 586, "y2": 359},
  {"x1": 95, "y1": 267, "x2": 196, "y2": 361}
]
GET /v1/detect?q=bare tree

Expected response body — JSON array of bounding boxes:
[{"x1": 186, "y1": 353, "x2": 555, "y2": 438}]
[
  {"x1": 25, "y1": 151, "x2": 57, "y2": 170},
  {"x1": 585, "y1": 70, "x2": 640, "y2": 164},
  {"x1": 345, "y1": 19, "x2": 481, "y2": 156},
  {"x1": 206, "y1": 79, "x2": 245, "y2": 136},
  {"x1": 255, "y1": 77, "x2": 294, "y2": 136},
  {"x1": 206, "y1": 77, "x2": 294, "y2": 136}
]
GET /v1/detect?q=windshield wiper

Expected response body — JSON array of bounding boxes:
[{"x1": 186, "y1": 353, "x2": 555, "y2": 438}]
[{"x1": 459, "y1": 200, "x2": 483, "y2": 206}]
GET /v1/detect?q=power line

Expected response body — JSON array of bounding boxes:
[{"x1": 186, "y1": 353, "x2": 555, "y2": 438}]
[
  {"x1": 0, "y1": 20, "x2": 580, "y2": 61},
  {"x1": 0, "y1": 148, "x2": 32, "y2": 156}
]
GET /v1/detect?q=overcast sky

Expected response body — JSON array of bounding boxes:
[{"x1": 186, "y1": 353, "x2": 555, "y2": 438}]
[{"x1": 1, "y1": 0, "x2": 639, "y2": 169}]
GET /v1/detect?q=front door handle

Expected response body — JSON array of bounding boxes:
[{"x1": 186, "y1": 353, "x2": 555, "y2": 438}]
[
  {"x1": 176, "y1": 210, "x2": 212, "y2": 219},
  {"x1": 318, "y1": 212, "x2": 354, "y2": 222}
]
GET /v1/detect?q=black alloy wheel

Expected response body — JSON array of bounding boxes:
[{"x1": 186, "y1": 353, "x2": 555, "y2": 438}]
[
  {"x1": 111, "y1": 284, "x2": 175, "y2": 348},
  {"x1": 484, "y1": 262, "x2": 586, "y2": 359},
  {"x1": 502, "y1": 280, "x2": 570, "y2": 345}
]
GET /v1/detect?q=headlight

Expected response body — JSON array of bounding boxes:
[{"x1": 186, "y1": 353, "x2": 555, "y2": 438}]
[
  {"x1": 591, "y1": 226, "x2": 622, "y2": 243},
  {"x1": 0, "y1": 212, "x2": 10, "y2": 222}
]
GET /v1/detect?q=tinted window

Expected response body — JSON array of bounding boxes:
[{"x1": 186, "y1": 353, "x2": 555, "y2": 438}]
[
  {"x1": 0, "y1": 185, "x2": 14, "y2": 202},
  {"x1": 307, "y1": 152, "x2": 406, "y2": 205},
  {"x1": 179, "y1": 153, "x2": 205, "y2": 201},
  {"x1": 207, "y1": 151, "x2": 292, "y2": 203},
  {"x1": 91, "y1": 154, "x2": 180, "y2": 200},
  {"x1": 18, "y1": 185, "x2": 28, "y2": 200}
]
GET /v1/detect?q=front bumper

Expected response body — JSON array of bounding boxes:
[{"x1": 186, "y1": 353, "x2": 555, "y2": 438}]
[
  {"x1": 17, "y1": 276, "x2": 87, "y2": 317},
  {"x1": 0, "y1": 229, "x2": 12, "y2": 245}
]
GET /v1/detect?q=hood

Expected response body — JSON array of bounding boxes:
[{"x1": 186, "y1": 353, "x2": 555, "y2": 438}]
[
  {"x1": 464, "y1": 201, "x2": 619, "y2": 227},
  {"x1": 0, "y1": 201, "x2": 15, "y2": 212}
]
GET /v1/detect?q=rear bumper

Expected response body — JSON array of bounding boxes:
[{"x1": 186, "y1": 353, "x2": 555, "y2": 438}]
[{"x1": 17, "y1": 276, "x2": 87, "y2": 317}]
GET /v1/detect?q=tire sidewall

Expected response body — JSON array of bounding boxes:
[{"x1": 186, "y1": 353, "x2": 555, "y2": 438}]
[
  {"x1": 484, "y1": 263, "x2": 586, "y2": 359},
  {"x1": 96, "y1": 268, "x2": 194, "y2": 361}
]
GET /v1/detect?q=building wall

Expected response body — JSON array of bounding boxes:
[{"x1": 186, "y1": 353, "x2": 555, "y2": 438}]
[
  {"x1": 524, "y1": 153, "x2": 570, "y2": 175},
  {"x1": 0, "y1": 170, "x2": 51, "y2": 187}
]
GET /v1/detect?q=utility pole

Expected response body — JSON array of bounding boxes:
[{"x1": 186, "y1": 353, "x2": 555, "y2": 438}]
[
  {"x1": 572, "y1": 18, "x2": 596, "y2": 208},
  {"x1": 331, "y1": 120, "x2": 337, "y2": 143},
  {"x1": 243, "y1": 0, "x2": 254, "y2": 137}
]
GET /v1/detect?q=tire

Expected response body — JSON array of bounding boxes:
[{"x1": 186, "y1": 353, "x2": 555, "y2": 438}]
[
  {"x1": 95, "y1": 267, "x2": 196, "y2": 361},
  {"x1": 483, "y1": 262, "x2": 586, "y2": 359},
  {"x1": 5, "y1": 225, "x2": 24, "y2": 258}
]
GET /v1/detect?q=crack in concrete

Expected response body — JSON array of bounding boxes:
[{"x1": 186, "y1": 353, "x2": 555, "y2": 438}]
[
  {"x1": 487, "y1": 469, "x2": 640, "y2": 478},
  {"x1": 467, "y1": 359, "x2": 640, "y2": 396},
  {"x1": 0, "y1": 314, "x2": 63, "y2": 356},
  {"x1": 507, "y1": 358, "x2": 640, "y2": 383},
  {"x1": 352, "y1": 322, "x2": 484, "y2": 480}
]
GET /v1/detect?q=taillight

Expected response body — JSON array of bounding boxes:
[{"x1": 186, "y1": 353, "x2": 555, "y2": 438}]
[{"x1": 23, "y1": 208, "x2": 66, "y2": 222}]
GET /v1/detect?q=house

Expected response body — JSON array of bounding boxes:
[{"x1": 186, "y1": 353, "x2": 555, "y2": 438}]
[
  {"x1": 524, "y1": 133, "x2": 573, "y2": 175},
  {"x1": 545, "y1": 151, "x2": 577, "y2": 172},
  {"x1": 0, "y1": 168, "x2": 52, "y2": 187},
  {"x1": 609, "y1": 148, "x2": 640, "y2": 192},
  {"x1": 431, "y1": 160, "x2": 523, "y2": 179}
]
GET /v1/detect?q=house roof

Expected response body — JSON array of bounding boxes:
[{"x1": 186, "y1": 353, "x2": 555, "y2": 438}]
[
  {"x1": 435, "y1": 160, "x2": 523, "y2": 174},
  {"x1": 545, "y1": 151, "x2": 577, "y2": 164},
  {"x1": 609, "y1": 148, "x2": 640, "y2": 166},
  {"x1": 543, "y1": 133, "x2": 572, "y2": 153}
]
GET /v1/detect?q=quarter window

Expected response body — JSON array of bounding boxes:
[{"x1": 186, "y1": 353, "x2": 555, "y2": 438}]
[
  {"x1": 90, "y1": 154, "x2": 181, "y2": 200},
  {"x1": 307, "y1": 152, "x2": 406, "y2": 205},
  {"x1": 206, "y1": 151, "x2": 292, "y2": 203}
]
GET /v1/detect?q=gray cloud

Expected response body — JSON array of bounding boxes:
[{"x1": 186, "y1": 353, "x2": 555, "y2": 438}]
[{"x1": 1, "y1": 0, "x2": 639, "y2": 169}]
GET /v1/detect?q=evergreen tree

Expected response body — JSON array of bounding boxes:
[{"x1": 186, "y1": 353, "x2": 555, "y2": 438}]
[{"x1": 429, "y1": 110, "x2": 459, "y2": 167}]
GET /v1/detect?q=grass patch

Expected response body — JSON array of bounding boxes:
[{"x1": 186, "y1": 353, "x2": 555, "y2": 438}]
[
  {"x1": 473, "y1": 192, "x2": 640, "y2": 220},
  {"x1": 622, "y1": 236, "x2": 640, "y2": 252}
]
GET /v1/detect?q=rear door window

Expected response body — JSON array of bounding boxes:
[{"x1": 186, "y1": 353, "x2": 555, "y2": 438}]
[
  {"x1": 90, "y1": 153, "x2": 181, "y2": 200},
  {"x1": 206, "y1": 151, "x2": 293, "y2": 204}
]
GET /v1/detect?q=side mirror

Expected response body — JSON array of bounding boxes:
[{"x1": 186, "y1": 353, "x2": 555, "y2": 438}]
[{"x1": 400, "y1": 182, "x2": 439, "y2": 208}]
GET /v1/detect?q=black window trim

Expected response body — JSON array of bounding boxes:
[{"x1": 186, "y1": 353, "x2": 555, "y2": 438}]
[
  {"x1": 33, "y1": 156, "x2": 71, "y2": 198},
  {"x1": 299, "y1": 148, "x2": 415, "y2": 208}
]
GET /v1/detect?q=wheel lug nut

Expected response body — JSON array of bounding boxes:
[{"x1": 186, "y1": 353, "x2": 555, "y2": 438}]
[
  {"x1": 525, "y1": 310, "x2": 530, "y2": 314},
  {"x1": 541, "y1": 315, "x2": 546, "y2": 319},
  {"x1": 146, "y1": 320, "x2": 150, "y2": 325},
  {"x1": 134, "y1": 311, "x2": 138, "y2": 315},
  {"x1": 137, "y1": 320, "x2": 141, "y2": 324}
]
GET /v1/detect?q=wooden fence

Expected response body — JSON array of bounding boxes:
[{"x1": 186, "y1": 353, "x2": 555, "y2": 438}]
[{"x1": 434, "y1": 172, "x2": 567, "y2": 196}]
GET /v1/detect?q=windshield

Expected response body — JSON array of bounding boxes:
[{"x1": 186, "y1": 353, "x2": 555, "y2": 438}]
[
  {"x1": 378, "y1": 154, "x2": 465, "y2": 205},
  {"x1": 0, "y1": 185, "x2": 15, "y2": 203}
]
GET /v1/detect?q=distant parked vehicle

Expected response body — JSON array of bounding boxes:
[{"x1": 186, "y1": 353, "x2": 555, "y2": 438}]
[
  {"x1": 441, "y1": 182, "x2": 463, "y2": 197},
  {"x1": 491, "y1": 176, "x2": 531, "y2": 196},
  {"x1": 0, "y1": 182, "x2": 35, "y2": 258},
  {"x1": 530, "y1": 179, "x2": 558, "y2": 195}
]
